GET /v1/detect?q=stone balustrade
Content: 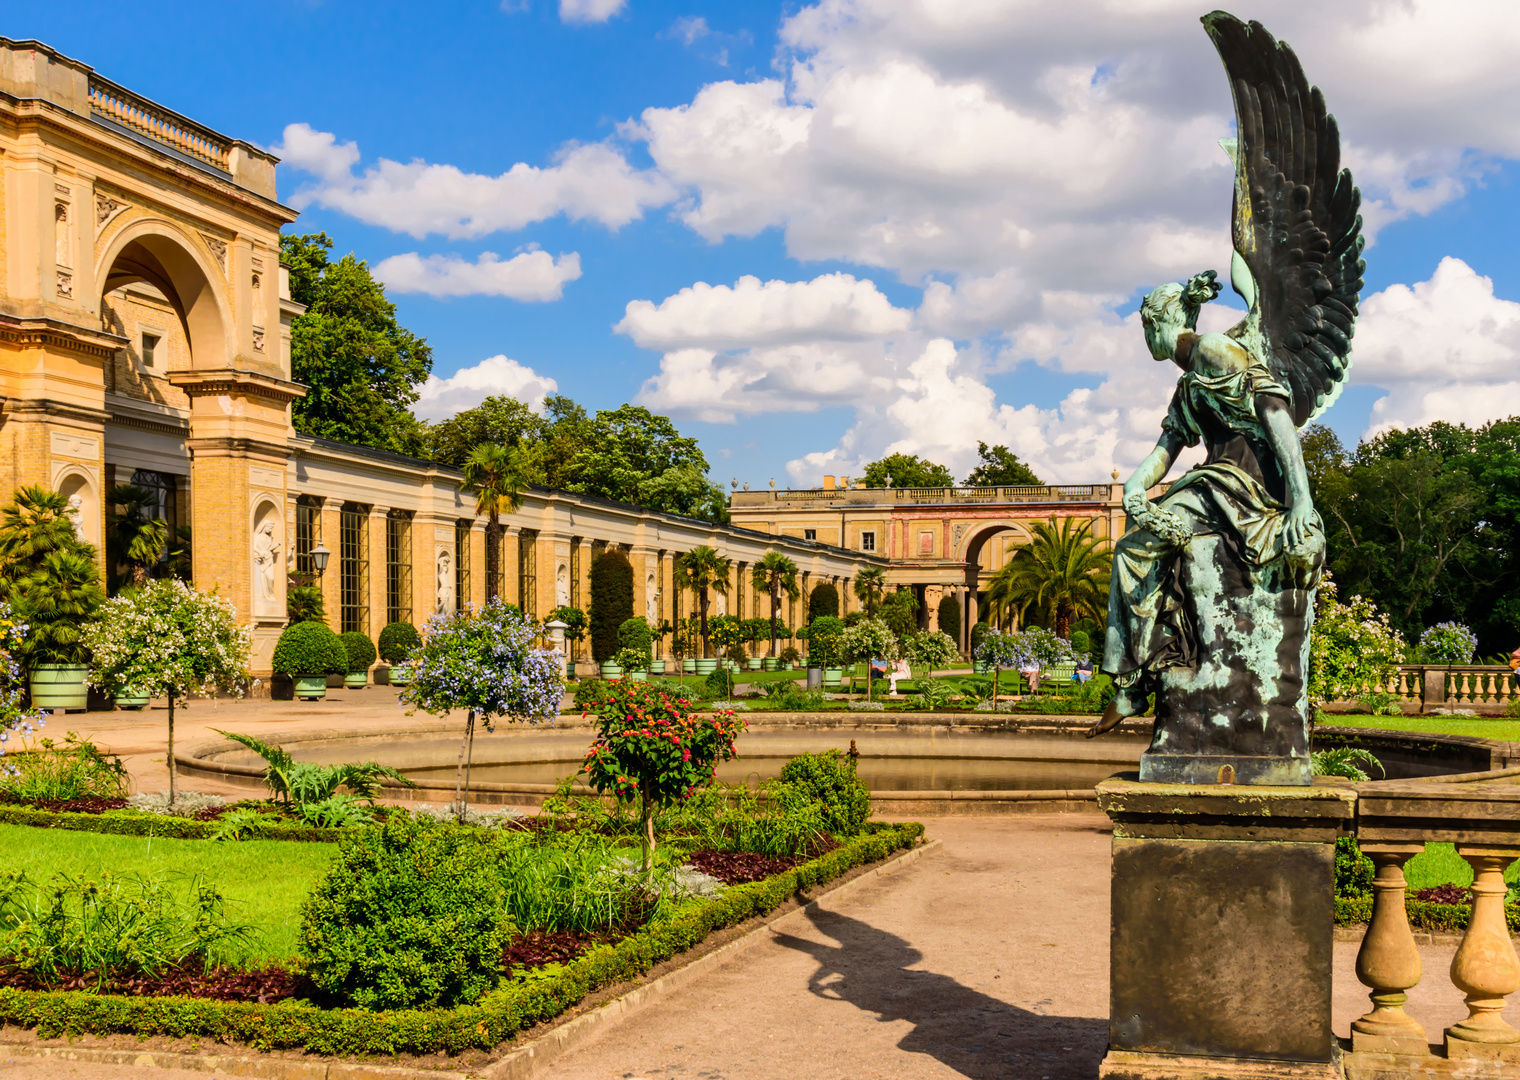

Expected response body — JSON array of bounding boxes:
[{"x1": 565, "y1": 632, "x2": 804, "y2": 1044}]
[
  {"x1": 1339, "y1": 665, "x2": 1518, "y2": 713},
  {"x1": 1347, "y1": 767, "x2": 1520, "y2": 1077},
  {"x1": 88, "y1": 74, "x2": 231, "y2": 170}
]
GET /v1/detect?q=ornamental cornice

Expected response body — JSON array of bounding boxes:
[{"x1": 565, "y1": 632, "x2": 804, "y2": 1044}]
[
  {"x1": 0, "y1": 312, "x2": 126, "y2": 361},
  {"x1": 167, "y1": 367, "x2": 307, "y2": 406}
]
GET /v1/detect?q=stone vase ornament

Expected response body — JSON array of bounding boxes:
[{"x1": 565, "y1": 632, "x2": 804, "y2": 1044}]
[{"x1": 1087, "y1": 11, "x2": 1364, "y2": 788}]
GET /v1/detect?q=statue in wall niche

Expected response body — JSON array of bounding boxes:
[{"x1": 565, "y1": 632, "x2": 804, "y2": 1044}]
[
  {"x1": 1085, "y1": 12, "x2": 1364, "y2": 787},
  {"x1": 253, "y1": 520, "x2": 280, "y2": 603},
  {"x1": 436, "y1": 550, "x2": 452, "y2": 615},
  {"x1": 64, "y1": 494, "x2": 84, "y2": 538}
]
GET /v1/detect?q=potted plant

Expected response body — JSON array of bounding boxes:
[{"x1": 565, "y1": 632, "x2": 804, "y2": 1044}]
[
  {"x1": 377, "y1": 621, "x2": 421, "y2": 686},
  {"x1": 613, "y1": 646, "x2": 648, "y2": 681},
  {"x1": 0, "y1": 487, "x2": 107, "y2": 713},
  {"x1": 780, "y1": 645, "x2": 802, "y2": 670},
  {"x1": 272, "y1": 621, "x2": 348, "y2": 700},
  {"x1": 83, "y1": 578, "x2": 250, "y2": 806},
  {"x1": 617, "y1": 617, "x2": 654, "y2": 678},
  {"x1": 400, "y1": 597, "x2": 564, "y2": 822},
  {"x1": 809, "y1": 615, "x2": 845, "y2": 688},
  {"x1": 340, "y1": 631, "x2": 376, "y2": 689},
  {"x1": 649, "y1": 619, "x2": 673, "y2": 675}
]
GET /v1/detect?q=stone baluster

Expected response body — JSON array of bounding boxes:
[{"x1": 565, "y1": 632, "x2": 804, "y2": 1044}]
[
  {"x1": 1486, "y1": 673, "x2": 1498, "y2": 704},
  {"x1": 1398, "y1": 670, "x2": 1409, "y2": 698},
  {"x1": 1460, "y1": 672, "x2": 1472, "y2": 702},
  {"x1": 1446, "y1": 847, "x2": 1520, "y2": 1055},
  {"x1": 1353, "y1": 846, "x2": 1429, "y2": 1054}
]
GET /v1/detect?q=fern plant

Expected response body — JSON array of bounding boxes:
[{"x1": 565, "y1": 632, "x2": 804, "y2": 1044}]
[
  {"x1": 213, "y1": 730, "x2": 413, "y2": 807},
  {"x1": 1310, "y1": 747, "x2": 1385, "y2": 782}
]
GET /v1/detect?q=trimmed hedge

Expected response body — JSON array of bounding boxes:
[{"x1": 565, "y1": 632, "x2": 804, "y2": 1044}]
[
  {"x1": 937, "y1": 594, "x2": 960, "y2": 644},
  {"x1": 378, "y1": 622, "x2": 420, "y2": 665},
  {"x1": 339, "y1": 632, "x2": 377, "y2": 673},
  {"x1": 808, "y1": 583, "x2": 839, "y2": 621},
  {"x1": 0, "y1": 822, "x2": 923, "y2": 1056},
  {"x1": 589, "y1": 549, "x2": 633, "y2": 663},
  {"x1": 272, "y1": 622, "x2": 348, "y2": 677},
  {"x1": 0, "y1": 803, "x2": 347, "y2": 843},
  {"x1": 1334, "y1": 895, "x2": 1520, "y2": 934}
]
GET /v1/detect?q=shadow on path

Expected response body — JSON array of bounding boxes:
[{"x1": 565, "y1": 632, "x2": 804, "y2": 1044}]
[{"x1": 770, "y1": 906, "x2": 1106, "y2": 1080}]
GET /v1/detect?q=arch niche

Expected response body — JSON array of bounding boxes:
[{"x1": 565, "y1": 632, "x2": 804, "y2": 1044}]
[
  {"x1": 53, "y1": 467, "x2": 100, "y2": 551},
  {"x1": 250, "y1": 498, "x2": 283, "y2": 619},
  {"x1": 958, "y1": 521, "x2": 1035, "y2": 647}
]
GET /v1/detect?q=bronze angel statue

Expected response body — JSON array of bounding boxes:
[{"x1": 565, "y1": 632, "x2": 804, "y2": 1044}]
[{"x1": 1085, "y1": 12, "x2": 1364, "y2": 786}]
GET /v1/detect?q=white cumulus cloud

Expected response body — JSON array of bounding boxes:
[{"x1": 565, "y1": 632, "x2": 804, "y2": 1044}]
[
  {"x1": 560, "y1": 0, "x2": 625, "y2": 24},
  {"x1": 272, "y1": 123, "x2": 672, "y2": 240},
  {"x1": 616, "y1": 272, "x2": 911, "y2": 350},
  {"x1": 414, "y1": 355, "x2": 560, "y2": 421},
  {"x1": 373, "y1": 250, "x2": 582, "y2": 301}
]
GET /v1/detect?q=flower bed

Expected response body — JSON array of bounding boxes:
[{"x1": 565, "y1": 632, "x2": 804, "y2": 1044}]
[{"x1": 0, "y1": 822, "x2": 923, "y2": 1057}]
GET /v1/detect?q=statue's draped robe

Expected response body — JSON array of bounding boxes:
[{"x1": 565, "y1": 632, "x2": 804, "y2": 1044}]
[{"x1": 1103, "y1": 360, "x2": 1324, "y2": 785}]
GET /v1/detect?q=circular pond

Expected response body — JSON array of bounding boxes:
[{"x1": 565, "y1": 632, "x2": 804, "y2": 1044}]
[{"x1": 183, "y1": 718, "x2": 1147, "y2": 810}]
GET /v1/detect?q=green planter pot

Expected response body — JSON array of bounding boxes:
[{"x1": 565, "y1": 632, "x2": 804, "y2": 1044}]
[
  {"x1": 973, "y1": 660, "x2": 987, "y2": 674},
  {"x1": 113, "y1": 691, "x2": 150, "y2": 711},
  {"x1": 344, "y1": 670, "x2": 367, "y2": 689},
  {"x1": 601, "y1": 662, "x2": 623, "y2": 679},
  {"x1": 30, "y1": 664, "x2": 88, "y2": 712},
  {"x1": 628, "y1": 670, "x2": 648, "y2": 682},
  {"x1": 388, "y1": 666, "x2": 414, "y2": 687},
  {"x1": 762, "y1": 657, "x2": 779, "y2": 671},
  {"x1": 649, "y1": 660, "x2": 666, "y2": 674},
  {"x1": 695, "y1": 659, "x2": 718, "y2": 676},
  {"x1": 824, "y1": 666, "x2": 844, "y2": 688},
  {"x1": 293, "y1": 675, "x2": 328, "y2": 701},
  {"x1": 682, "y1": 658, "x2": 697, "y2": 673},
  {"x1": 566, "y1": 660, "x2": 577, "y2": 679},
  {"x1": 747, "y1": 658, "x2": 763, "y2": 670}
]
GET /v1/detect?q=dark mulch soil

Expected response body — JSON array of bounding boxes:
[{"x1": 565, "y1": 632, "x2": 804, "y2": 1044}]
[
  {"x1": 1415, "y1": 884, "x2": 1474, "y2": 905},
  {"x1": 0, "y1": 794, "x2": 128, "y2": 814},
  {"x1": 685, "y1": 850, "x2": 808, "y2": 885},
  {"x1": 0, "y1": 963, "x2": 301, "y2": 1003}
]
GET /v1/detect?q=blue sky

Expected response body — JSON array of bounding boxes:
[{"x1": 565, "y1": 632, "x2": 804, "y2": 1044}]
[{"x1": 21, "y1": 1, "x2": 1520, "y2": 486}]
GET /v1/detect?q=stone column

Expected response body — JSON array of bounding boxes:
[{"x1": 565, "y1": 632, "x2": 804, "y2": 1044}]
[
  {"x1": 1352, "y1": 845, "x2": 1427, "y2": 1054},
  {"x1": 1447, "y1": 847, "x2": 1520, "y2": 1054},
  {"x1": 1095, "y1": 777, "x2": 1354, "y2": 1078}
]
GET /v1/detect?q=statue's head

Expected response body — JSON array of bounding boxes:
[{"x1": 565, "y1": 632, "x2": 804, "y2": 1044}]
[{"x1": 1140, "y1": 282, "x2": 1188, "y2": 361}]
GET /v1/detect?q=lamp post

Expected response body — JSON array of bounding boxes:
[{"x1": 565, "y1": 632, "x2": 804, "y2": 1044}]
[{"x1": 310, "y1": 540, "x2": 331, "y2": 578}]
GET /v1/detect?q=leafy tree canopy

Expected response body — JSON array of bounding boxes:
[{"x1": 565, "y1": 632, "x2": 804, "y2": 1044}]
[
  {"x1": 861, "y1": 453, "x2": 955, "y2": 489},
  {"x1": 964, "y1": 442, "x2": 1043, "y2": 487},
  {"x1": 281, "y1": 233, "x2": 432, "y2": 456},
  {"x1": 423, "y1": 396, "x2": 545, "y2": 467}
]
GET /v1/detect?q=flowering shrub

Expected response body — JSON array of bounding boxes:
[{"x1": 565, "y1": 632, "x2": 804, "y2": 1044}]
[
  {"x1": 839, "y1": 618, "x2": 897, "y2": 665},
  {"x1": 903, "y1": 629, "x2": 959, "y2": 670},
  {"x1": 581, "y1": 679, "x2": 744, "y2": 872},
  {"x1": 1419, "y1": 622, "x2": 1478, "y2": 665},
  {"x1": 401, "y1": 598, "x2": 565, "y2": 818},
  {"x1": 81, "y1": 579, "x2": 251, "y2": 805},
  {"x1": 805, "y1": 615, "x2": 845, "y2": 666},
  {"x1": 1307, "y1": 575, "x2": 1407, "y2": 716},
  {"x1": 0, "y1": 605, "x2": 47, "y2": 788}
]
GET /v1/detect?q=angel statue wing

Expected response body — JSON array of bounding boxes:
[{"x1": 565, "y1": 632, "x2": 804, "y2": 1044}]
[{"x1": 1204, "y1": 12, "x2": 1365, "y2": 426}]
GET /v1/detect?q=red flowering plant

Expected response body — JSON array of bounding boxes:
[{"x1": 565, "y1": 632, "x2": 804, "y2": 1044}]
[{"x1": 580, "y1": 679, "x2": 745, "y2": 874}]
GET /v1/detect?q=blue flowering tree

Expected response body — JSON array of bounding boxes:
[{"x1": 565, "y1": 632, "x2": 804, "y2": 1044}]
[
  {"x1": 0, "y1": 604, "x2": 48, "y2": 788},
  {"x1": 400, "y1": 597, "x2": 565, "y2": 821}
]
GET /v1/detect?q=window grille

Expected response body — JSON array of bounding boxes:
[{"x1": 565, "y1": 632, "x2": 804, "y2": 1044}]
[
  {"x1": 386, "y1": 511, "x2": 412, "y2": 625},
  {"x1": 518, "y1": 529, "x2": 538, "y2": 617},
  {"x1": 340, "y1": 504, "x2": 369, "y2": 634},
  {"x1": 455, "y1": 520, "x2": 471, "y2": 612},
  {"x1": 129, "y1": 469, "x2": 178, "y2": 574},
  {"x1": 295, "y1": 500, "x2": 321, "y2": 576},
  {"x1": 569, "y1": 538, "x2": 581, "y2": 610}
]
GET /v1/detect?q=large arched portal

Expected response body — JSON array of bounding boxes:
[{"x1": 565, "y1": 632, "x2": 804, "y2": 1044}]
[{"x1": 957, "y1": 521, "x2": 1035, "y2": 651}]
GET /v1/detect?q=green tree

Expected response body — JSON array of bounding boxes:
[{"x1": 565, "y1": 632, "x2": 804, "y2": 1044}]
[
  {"x1": 861, "y1": 453, "x2": 955, "y2": 489},
  {"x1": 808, "y1": 581, "x2": 840, "y2": 621},
  {"x1": 986, "y1": 517, "x2": 1110, "y2": 638},
  {"x1": 937, "y1": 593, "x2": 961, "y2": 644},
  {"x1": 461, "y1": 444, "x2": 529, "y2": 601},
  {"x1": 879, "y1": 588, "x2": 919, "y2": 636},
  {"x1": 853, "y1": 567, "x2": 887, "y2": 618},
  {"x1": 0, "y1": 487, "x2": 106, "y2": 668},
  {"x1": 964, "y1": 442, "x2": 1042, "y2": 487},
  {"x1": 281, "y1": 233, "x2": 432, "y2": 455},
  {"x1": 423, "y1": 396, "x2": 546, "y2": 467},
  {"x1": 104, "y1": 484, "x2": 169, "y2": 591},
  {"x1": 589, "y1": 550, "x2": 633, "y2": 663},
  {"x1": 565, "y1": 405, "x2": 723, "y2": 519},
  {"x1": 527, "y1": 395, "x2": 591, "y2": 489},
  {"x1": 751, "y1": 551, "x2": 800, "y2": 657},
  {"x1": 674, "y1": 546, "x2": 731, "y2": 658}
]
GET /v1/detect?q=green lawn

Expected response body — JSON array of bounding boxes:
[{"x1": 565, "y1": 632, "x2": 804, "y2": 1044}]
[
  {"x1": 1324, "y1": 714, "x2": 1520, "y2": 741},
  {"x1": 1, "y1": 825, "x2": 336, "y2": 961},
  {"x1": 1404, "y1": 841, "x2": 1520, "y2": 890}
]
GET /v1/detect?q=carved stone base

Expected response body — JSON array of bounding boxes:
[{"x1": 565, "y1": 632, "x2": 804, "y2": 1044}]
[
  {"x1": 1343, "y1": 1044, "x2": 1520, "y2": 1079},
  {"x1": 1139, "y1": 752, "x2": 1311, "y2": 786},
  {"x1": 1350, "y1": 1031, "x2": 1429, "y2": 1055},
  {"x1": 1099, "y1": 1049, "x2": 1340, "y2": 1079}
]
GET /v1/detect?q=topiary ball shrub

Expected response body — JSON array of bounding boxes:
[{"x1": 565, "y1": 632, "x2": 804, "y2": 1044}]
[
  {"x1": 271, "y1": 621, "x2": 348, "y2": 677},
  {"x1": 808, "y1": 582, "x2": 839, "y2": 621},
  {"x1": 779, "y1": 749, "x2": 872, "y2": 836},
  {"x1": 378, "y1": 621, "x2": 421, "y2": 664},
  {"x1": 937, "y1": 594, "x2": 960, "y2": 645},
  {"x1": 617, "y1": 616, "x2": 653, "y2": 667},
  {"x1": 340, "y1": 631, "x2": 377, "y2": 673},
  {"x1": 298, "y1": 815, "x2": 511, "y2": 1010}
]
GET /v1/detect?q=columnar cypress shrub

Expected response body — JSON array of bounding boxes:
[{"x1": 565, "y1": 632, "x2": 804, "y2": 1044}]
[
  {"x1": 589, "y1": 549, "x2": 633, "y2": 662},
  {"x1": 937, "y1": 594, "x2": 961, "y2": 644},
  {"x1": 808, "y1": 582, "x2": 839, "y2": 621}
]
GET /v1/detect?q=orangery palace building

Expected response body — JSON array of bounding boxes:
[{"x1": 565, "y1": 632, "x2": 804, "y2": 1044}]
[{"x1": 0, "y1": 38, "x2": 1128, "y2": 674}]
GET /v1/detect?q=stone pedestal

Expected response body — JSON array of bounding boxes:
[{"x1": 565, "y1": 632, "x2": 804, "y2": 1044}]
[{"x1": 1096, "y1": 775, "x2": 1356, "y2": 1079}]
